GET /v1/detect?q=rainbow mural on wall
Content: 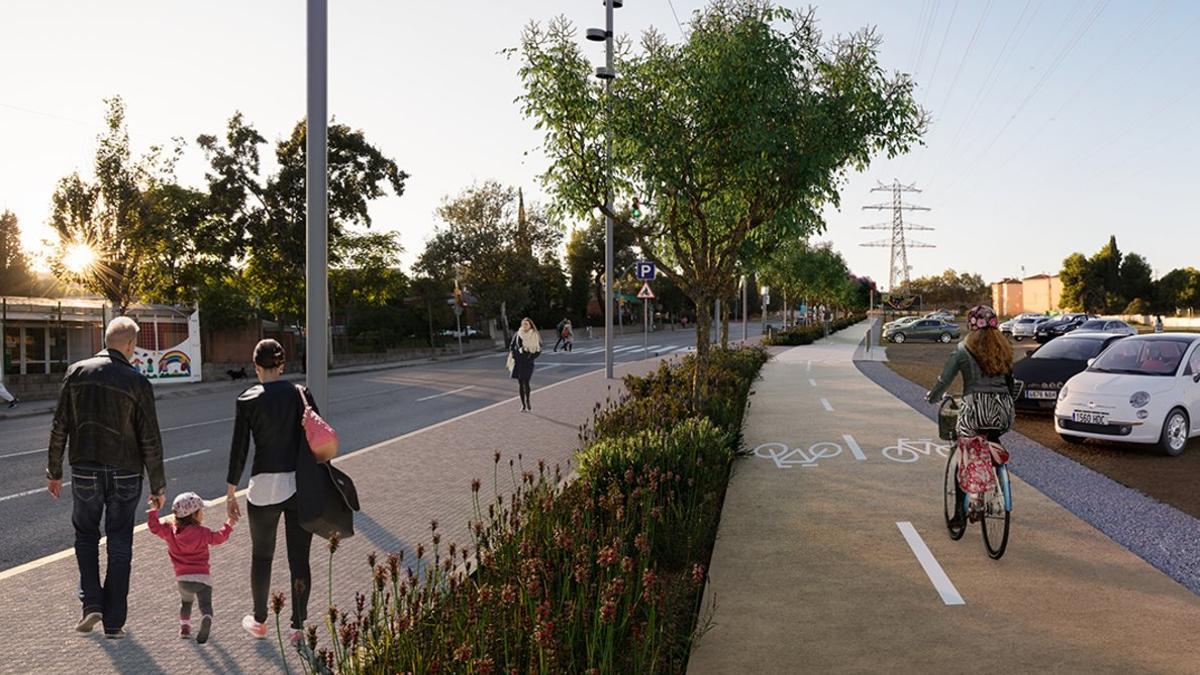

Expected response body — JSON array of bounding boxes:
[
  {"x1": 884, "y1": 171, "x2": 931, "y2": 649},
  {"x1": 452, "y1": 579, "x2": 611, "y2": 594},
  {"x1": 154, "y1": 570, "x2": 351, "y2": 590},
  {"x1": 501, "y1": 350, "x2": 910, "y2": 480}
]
[{"x1": 128, "y1": 311, "x2": 203, "y2": 384}]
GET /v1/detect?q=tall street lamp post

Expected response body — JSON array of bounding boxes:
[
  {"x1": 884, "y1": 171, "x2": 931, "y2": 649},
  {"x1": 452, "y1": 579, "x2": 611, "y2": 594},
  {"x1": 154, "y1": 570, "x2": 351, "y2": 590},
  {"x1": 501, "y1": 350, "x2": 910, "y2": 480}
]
[
  {"x1": 588, "y1": 0, "x2": 621, "y2": 379},
  {"x1": 305, "y1": 0, "x2": 329, "y2": 412}
]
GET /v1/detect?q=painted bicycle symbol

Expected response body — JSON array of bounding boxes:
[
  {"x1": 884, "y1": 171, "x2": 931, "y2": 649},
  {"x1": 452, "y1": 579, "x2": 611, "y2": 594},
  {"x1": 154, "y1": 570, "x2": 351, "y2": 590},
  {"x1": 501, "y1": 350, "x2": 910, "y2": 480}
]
[
  {"x1": 881, "y1": 438, "x2": 951, "y2": 463},
  {"x1": 752, "y1": 441, "x2": 843, "y2": 468}
]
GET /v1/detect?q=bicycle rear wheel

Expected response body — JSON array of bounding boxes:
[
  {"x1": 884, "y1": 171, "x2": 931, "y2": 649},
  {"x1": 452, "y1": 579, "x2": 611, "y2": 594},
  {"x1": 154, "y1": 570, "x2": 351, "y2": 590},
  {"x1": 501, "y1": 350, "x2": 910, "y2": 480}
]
[
  {"x1": 943, "y1": 447, "x2": 965, "y2": 541},
  {"x1": 981, "y1": 465, "x2": 1011, "y2": 559}
]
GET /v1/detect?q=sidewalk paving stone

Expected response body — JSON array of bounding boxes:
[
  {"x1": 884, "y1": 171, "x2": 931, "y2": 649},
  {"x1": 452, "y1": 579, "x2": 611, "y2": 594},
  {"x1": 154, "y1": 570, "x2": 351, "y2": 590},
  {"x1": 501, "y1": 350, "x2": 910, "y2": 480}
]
[{"x1": 0, "y1": 359, "x2": 659, "y2": 674}]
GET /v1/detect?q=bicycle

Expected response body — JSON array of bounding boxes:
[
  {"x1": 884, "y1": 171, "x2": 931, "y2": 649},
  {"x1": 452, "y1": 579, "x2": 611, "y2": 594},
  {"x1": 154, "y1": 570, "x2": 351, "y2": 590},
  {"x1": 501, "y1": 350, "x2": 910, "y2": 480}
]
[{"x1": 939, "y1": 396, "x2": 1013, "y2": 560}]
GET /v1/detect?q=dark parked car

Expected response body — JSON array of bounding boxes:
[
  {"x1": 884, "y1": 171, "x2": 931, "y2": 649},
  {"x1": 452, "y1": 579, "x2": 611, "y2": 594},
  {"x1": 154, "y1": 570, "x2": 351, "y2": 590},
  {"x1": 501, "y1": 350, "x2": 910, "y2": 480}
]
[
  {"x1": 1034, "y1": 313, "x2": 1094, "y2": 343},
  {"x1": 1013, "y1": 331, "x2": 1128, "y2": 412},
  {"x1": 884, "y1": 319, "x2": 961, "y2": 344}
]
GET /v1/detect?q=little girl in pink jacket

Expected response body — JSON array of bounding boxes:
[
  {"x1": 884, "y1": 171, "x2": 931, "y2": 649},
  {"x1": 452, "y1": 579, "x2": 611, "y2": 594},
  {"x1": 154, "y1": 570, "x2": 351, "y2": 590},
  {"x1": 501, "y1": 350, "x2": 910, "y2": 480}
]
[{"x1": 148, "y1": 492, "x2": 234, "y2": 643}]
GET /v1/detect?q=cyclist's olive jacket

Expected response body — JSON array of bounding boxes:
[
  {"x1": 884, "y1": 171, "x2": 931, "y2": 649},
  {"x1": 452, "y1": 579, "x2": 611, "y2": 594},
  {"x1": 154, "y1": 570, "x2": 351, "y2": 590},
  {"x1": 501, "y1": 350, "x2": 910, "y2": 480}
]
[{"x1": 927, "y1": 342, "x2": 1010, "y2": 403}]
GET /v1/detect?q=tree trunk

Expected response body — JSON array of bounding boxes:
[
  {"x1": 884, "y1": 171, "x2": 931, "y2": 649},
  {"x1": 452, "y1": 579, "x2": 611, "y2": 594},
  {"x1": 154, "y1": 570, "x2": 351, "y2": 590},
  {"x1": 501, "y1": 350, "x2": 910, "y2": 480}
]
[
  {"x1": 720, "y1": 298, "x2": 730, "y2": 348},
  {"x1": 500, "y1": 301, "x2": 511, "y2": 345},
  {"x1": 692, "y1": 294, "x2": 713, "y2": 408}
]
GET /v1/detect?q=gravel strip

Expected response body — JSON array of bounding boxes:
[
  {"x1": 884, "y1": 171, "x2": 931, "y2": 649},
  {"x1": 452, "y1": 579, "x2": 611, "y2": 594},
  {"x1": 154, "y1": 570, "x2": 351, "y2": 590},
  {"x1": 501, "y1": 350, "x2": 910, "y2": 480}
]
[{"x1": 855, "y1": 359, "x2": 1200, "y2": 596}]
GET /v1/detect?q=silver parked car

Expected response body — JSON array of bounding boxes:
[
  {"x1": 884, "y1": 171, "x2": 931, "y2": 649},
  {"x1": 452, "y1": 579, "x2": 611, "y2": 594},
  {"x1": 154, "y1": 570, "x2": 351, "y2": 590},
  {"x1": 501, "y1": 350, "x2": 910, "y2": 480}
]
[
  {"x1": 1074, "y1": 319, "x2": 1138, "y2": 337},
  {"x1": 1011, "y1": 317, "x2": 1051, "y2": 341}
]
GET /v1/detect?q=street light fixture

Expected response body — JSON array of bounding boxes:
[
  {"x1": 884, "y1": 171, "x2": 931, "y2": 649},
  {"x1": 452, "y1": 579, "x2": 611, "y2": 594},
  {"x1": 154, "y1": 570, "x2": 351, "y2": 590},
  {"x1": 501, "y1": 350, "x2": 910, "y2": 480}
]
[{"x1": 588, "y1": 0, "x2": 622, "y2": 379}]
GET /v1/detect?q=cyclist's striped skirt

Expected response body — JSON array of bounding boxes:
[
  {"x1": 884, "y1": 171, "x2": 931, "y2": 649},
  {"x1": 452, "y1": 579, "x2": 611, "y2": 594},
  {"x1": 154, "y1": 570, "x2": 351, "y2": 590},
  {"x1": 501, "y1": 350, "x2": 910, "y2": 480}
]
[{"x1": 956, "y1": 392, "x2": 1014, "y2": 438}]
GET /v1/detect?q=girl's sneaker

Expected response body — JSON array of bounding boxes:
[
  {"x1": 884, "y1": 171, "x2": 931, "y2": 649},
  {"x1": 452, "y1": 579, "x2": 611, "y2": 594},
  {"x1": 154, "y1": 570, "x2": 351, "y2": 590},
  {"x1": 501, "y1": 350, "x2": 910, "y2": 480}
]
[
  {"x1": 241, "y1": 615, "x2": 268, "y2": 639},
  {"x1": 197, "y1": 615, "x2": 212, "y2": 644},
  {"x1": 179, "y1": 623, "x2": 191, "y2": 639},
  {"x1": 288, "y1": 628, "x2": 303, "y2": 646}
]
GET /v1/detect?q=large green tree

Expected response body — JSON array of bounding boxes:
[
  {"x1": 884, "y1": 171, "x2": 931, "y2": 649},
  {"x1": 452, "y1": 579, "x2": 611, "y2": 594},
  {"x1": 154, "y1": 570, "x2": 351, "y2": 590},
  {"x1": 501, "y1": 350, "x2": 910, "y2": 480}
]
[
  {"x1": 907, "y1": 269, "x2": 989, "y2": 310},
  {"x1": 47, "y1": 97, "x2": 183, "y2": 310},
  {"x1": 1154, "y1": 268, "x2": 1200, "y2": 314},
  {"x1": 515, "y1": 2, "x2": 925, "y2": 372},
  {"x1": 415, "y1": 182, "x2": 563, "y2": 340},
  {"x1": 197, "y1": 114, "x2": 408, "y2": 321},
  {"x1": 0, "y1": 210, "x2": 33, "y2": 295},
  {"x1": 1119, "y1": 252, "x2": 1154, "y2": 311}
]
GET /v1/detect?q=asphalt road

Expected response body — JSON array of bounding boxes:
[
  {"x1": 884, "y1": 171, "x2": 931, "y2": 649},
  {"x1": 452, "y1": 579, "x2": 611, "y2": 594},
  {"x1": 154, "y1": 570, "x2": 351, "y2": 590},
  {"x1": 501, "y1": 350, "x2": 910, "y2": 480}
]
[{"x1": 0, "y1": 325, "x2": 762, "y2": 571}]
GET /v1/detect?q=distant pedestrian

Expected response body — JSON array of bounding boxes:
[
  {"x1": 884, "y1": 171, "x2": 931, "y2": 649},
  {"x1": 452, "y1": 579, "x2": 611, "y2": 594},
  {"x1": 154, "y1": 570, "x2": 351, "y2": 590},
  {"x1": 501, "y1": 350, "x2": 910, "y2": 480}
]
[
  {"x1": 147, "y1": 491, "x2": 234, "y2": 643},
  {"x1": 1155, "y1": 315, "x2": 1164, "y2": 333},
  {"x1": 561, "y1": 320, "x2": 574, "y2": 352},
  {"x1": 0, "y1": 373, "x2": 17, "y2": 408},
  {"x1": 225, "y1": 339, "x2": 315, "y2": 645},
  {"x1": 509, "y1": 317, "x2": 542, "y2": 412},
  {"x1": 46, "y1": 316, "x2": 167, "y2": 639},
  {"x1": 553, "y1": 317, "x2": 569, "y2": 352}
]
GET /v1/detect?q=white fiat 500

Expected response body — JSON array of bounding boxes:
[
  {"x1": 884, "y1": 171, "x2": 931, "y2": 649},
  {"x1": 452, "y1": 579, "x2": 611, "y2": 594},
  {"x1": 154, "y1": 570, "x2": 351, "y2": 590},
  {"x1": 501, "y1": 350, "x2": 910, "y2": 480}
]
[{"x1": 1055, "y1": 334, "x2": 1200, "y2": 456}]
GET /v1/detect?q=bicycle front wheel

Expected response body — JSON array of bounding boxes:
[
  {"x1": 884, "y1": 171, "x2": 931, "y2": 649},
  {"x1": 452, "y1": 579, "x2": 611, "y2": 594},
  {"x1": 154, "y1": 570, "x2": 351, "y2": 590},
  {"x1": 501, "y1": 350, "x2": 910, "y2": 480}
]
[
  {"x1": 943, "y1": 447, "x2": 965, "y2": 541},
  {"x1": 981, "y1": 465, "x2": 1011, "y2": 559}
]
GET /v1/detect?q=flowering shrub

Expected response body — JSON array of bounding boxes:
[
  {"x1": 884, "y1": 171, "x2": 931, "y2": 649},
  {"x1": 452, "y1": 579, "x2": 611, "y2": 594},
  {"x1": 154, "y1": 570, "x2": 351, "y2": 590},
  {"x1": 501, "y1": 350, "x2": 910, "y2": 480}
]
[{"x1": 285, "y1": 346, "x2": 766, "y2": 674}]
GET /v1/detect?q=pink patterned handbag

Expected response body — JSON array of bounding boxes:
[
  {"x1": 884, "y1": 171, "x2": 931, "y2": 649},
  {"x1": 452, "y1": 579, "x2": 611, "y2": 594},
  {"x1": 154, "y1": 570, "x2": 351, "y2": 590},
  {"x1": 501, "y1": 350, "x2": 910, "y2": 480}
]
[
  {"x1": 957, "y1": 435, "x2": 996, "y2": 495},
  {"x1": 297, "y1": 385, "x2": 338, "y2": 463}
]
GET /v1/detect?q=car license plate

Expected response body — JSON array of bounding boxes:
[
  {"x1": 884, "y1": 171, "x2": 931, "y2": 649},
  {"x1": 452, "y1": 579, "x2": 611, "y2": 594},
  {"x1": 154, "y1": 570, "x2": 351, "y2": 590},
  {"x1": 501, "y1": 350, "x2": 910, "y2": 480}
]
[
  {"x1": 1025, "y1": 390, "x2": 1057, "y2": 400},
  {"x1": 1072, "y1": 410, "x2": 1108, "y2": 425}
]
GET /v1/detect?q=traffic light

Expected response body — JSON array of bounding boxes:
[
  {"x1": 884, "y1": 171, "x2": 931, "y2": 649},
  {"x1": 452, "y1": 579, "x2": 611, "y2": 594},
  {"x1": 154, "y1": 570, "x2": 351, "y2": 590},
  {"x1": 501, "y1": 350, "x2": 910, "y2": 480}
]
[{"x1": 630, "y1": 198, "x2": 641, "y2": 219}]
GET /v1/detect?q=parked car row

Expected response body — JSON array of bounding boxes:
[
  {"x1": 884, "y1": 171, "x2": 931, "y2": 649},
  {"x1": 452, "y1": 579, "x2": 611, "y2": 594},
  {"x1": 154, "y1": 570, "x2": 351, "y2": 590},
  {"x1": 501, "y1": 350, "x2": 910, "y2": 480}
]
[{"x1": 882, "y1": 310, "x2": 959, "y2": 344}]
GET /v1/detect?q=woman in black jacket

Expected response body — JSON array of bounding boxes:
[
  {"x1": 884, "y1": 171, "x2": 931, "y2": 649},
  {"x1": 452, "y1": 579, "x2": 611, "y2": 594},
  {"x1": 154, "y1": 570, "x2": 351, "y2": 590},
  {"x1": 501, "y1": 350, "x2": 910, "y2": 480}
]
[
  {"x1": 225, "y1": 339, "x2": 315, "y2": 643},
  {"x1": 510, "y1": 317, "x2": 542, "y2": 411}
]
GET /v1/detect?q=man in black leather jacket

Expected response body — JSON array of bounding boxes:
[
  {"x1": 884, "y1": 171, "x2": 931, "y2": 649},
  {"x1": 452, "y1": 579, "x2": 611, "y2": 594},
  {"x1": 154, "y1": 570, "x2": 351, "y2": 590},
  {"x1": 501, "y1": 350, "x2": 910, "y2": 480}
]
[{"x1": 46, "y1": 316, "x2": 166, "y2": 638}]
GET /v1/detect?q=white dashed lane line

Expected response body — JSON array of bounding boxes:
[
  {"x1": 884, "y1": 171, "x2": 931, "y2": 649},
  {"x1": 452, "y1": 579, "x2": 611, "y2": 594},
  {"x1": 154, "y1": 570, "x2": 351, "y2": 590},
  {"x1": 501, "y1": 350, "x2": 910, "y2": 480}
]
[
  {"x1": 0, "y1": 449, "x2": 213, "y2": 503},
  {"x1": 820, "y1": 398, "x2": 833, "y2": 412},
  {"x1": 897, "y1": 521, "x2": 965, "y2": 606}
]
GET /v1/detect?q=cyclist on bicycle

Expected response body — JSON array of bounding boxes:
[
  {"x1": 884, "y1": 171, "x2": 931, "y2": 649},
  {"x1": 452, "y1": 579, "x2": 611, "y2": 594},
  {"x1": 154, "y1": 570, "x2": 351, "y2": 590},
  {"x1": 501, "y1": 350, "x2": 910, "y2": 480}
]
[{"x1": 926, "y1": 305, "x2": 1016, "y2": 523}]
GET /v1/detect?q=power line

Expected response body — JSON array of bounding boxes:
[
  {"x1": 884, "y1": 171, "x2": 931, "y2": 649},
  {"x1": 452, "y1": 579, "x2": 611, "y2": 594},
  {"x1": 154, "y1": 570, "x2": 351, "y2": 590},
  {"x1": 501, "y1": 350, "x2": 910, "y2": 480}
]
[
  {"x1": 912, "y1": 1, "x2": 942, "y2": 79},
  {"x1": 938, "y1": 0, "x2": 1041, "y2": 166},
  {"x1": 937, "y1": 0, "x2": 1175, "y2": 205},
  {"x1": 664, "y1": 0, "x2": 685, "y2": 36},
  {"x1": 0, "y1": 102, "x2": 90, "y2": 126},
  {"x1": 942, "y1": 0, "x2": 1111, "y2": 184}
]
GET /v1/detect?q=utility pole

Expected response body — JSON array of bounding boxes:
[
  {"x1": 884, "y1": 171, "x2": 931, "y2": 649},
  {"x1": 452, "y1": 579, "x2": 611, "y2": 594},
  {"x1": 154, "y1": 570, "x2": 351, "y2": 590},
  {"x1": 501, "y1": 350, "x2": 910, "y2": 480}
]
[
  {"x1": 588, "y1": 2, "x2": 620, "y2": 379},
  {"x1": 860, "y1": 180, "x2": 934, "y2": 295},
  {"x1": 741, "y1": 275, "x2": 748, "y2": 343},
  {"x1": 305, "y1": 0, "x2": 329, "y2": 412}
]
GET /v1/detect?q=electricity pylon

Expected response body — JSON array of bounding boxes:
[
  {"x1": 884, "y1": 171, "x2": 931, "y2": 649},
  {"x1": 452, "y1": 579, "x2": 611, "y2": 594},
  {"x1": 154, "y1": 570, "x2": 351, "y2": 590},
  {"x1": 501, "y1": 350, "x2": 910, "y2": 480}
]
[{"x1": 860, "y1": 180, "x2": 934, "y2": 293}]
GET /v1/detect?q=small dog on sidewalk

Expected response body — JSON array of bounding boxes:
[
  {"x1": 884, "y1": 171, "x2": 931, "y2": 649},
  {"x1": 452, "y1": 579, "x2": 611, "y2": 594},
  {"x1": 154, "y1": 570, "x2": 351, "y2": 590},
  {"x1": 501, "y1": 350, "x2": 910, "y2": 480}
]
[{"x1": 226, "y1": 366, "x2": 248, "y2": 381}]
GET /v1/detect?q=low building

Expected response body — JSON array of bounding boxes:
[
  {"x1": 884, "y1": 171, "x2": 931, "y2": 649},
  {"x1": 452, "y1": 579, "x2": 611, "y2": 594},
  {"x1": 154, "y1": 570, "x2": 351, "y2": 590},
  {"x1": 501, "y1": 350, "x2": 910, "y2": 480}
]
[
  {"x1": 2, "y1": 296, "x2": 201, "y2": 400},
  {"x1": 1022, "y1": 274, "x2": 1063, "y2": 314},
  {"x1": 991, "y1": 278, "x2": 1024, "y2": 317}
]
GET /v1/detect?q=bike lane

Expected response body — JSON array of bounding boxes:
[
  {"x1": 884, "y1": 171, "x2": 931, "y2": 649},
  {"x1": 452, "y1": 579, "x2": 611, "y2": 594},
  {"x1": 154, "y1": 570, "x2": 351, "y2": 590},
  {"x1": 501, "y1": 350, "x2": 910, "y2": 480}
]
[{"x1": 690, "y1": 324, "x2": 1200, "y2": 673}]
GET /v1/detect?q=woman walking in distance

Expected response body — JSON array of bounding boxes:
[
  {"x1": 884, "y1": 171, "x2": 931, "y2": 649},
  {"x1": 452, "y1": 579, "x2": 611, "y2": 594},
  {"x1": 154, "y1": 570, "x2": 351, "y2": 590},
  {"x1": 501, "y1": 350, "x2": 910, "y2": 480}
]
[
  {"x1": 510, "y1": 318, "x2": 542, "y2": 412},
  {"x1": 225, "y1": 339, "x2": 315, "y2": 645}
]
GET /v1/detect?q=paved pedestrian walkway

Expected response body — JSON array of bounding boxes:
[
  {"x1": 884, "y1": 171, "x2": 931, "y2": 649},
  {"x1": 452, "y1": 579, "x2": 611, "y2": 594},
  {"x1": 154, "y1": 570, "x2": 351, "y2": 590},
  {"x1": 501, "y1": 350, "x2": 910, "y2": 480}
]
[
  {"x1": 689, "y1": 323, "x2": 1200, "y2": 673},
  {"x1": 0, "y1": 359, "x2": 660, "y2": 674}
]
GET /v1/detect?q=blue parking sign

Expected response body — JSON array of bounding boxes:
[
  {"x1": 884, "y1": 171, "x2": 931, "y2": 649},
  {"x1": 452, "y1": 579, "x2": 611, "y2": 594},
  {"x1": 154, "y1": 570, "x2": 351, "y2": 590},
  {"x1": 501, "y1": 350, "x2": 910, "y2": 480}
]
[{"x1": 635, "y1": 261, "x2": 656, "y2": 280}]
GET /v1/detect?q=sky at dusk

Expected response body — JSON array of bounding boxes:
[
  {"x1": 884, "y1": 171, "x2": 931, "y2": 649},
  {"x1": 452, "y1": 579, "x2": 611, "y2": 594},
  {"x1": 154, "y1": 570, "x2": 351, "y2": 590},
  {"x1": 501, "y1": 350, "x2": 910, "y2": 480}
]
[{"x1": 2, "y1": 0, "x2": 1197, "y2": 290}]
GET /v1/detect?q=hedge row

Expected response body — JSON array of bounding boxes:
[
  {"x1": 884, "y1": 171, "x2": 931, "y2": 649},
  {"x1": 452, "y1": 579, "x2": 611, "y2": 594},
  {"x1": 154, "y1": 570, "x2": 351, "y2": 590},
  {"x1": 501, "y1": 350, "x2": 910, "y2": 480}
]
[
  {"x1": 762, "y1": 314, "x2": 867, "y2": 346},
  {"x1": 286, "y1": 345, "x2": 769, "y2": 674}
]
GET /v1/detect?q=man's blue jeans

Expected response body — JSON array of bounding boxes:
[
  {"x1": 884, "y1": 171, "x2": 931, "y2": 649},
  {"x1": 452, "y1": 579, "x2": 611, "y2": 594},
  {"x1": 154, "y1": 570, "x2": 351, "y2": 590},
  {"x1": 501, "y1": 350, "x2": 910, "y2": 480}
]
[{"x1": 71, "y1": 463, "x2": 142, "y2": 634}]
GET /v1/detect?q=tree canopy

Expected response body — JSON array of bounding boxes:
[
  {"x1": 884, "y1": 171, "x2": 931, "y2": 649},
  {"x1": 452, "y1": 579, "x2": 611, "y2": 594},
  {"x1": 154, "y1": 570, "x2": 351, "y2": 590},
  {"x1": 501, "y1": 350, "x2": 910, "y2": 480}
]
[
  {"x1": 415, "y1": 182, "x2": 565, "y2": 335},
  {"x1": 515, "y1": 1, "x2": 926, "y2": 359},
  {"x1": 1059, "y1": 236, "x2": 1155, "y2": 314},
  {"x1": 0, "y1": 210, "x2": 33, "y2": 295}
]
